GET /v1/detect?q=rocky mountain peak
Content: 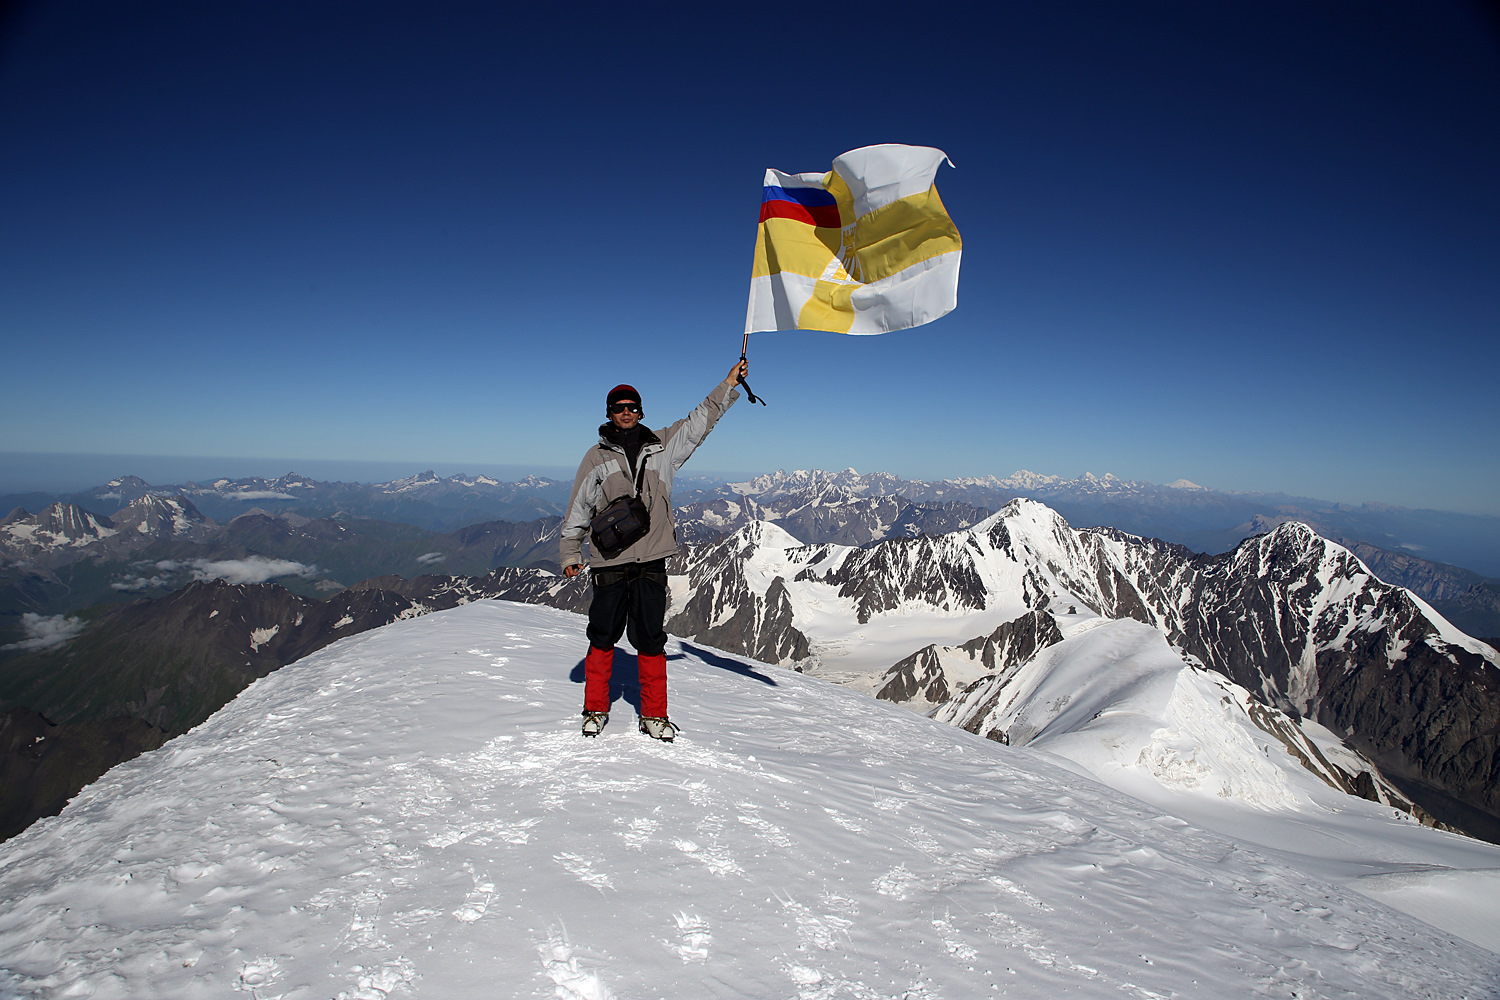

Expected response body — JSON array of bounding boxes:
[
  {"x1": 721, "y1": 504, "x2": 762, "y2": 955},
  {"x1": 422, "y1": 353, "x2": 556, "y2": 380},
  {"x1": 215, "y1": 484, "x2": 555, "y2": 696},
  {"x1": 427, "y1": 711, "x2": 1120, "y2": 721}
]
[
  {"x1": 110, "y1": 494, "x2": 213, "y2": 540},
  {"x1": 31, "y1": 503, "x2": 117, "y2": 542}
]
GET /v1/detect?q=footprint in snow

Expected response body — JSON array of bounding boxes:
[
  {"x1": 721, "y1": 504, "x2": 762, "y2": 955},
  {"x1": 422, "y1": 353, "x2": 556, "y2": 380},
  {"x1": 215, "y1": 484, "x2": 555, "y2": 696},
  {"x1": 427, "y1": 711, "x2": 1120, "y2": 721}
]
[
  {"x1": 931, "y1": 912, "x2": 978, "y2": 961},
  {"x1": 540, "y1": 928, "x2": 615, "y2": 1000},
  {"x1": 232, "y1": 955, "x2": 282, "y2": 994},
  {"x1": 554, "y1": 852, "x2": 614, "y2": 891},
  {"x1": 873, "y1": 865, "x2": 919, "y2": 899},
  {"x1": 672, "y1": 838, "x2": 743, "y2": 877},
  {"x1": 342, "y1": 957, "x2": 416, "y2": 1000},
  {"x1": 779, "y1": 896, "x2": 852, "y2": 952},
  {"x1": 453, "y1": 876, "x2": 495, "y2": 923},
  {"x1": 618, "y1": 815, "x2": 658, "y2": 850},
  {"x1": 670, "y1": 910, "x2": 712, "y2": 963}
]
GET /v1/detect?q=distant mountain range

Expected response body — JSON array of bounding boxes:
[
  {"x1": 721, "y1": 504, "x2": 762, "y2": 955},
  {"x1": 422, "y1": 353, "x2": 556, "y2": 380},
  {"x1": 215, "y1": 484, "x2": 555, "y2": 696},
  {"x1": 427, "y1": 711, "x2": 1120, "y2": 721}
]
[
  {"x1": 1, "y1": 471, "x2": 570, "y2": 532},
  {"x1": 5, "y1": 467, "x2": 1499, "y2": 636},
  {"x1": 6, "y1": 465, "x2": 1500, "y2": 572},
  {"x1": 721, "y1": 468, "x2": 1500, "y2": 579}
]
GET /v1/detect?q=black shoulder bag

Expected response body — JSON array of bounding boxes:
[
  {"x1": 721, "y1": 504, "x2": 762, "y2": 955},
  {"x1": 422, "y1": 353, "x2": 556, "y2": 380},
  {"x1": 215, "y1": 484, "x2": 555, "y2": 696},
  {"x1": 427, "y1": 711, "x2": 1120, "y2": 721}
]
[{"x1": 589, "y1": 456, "x2": 650, "y2": 560}]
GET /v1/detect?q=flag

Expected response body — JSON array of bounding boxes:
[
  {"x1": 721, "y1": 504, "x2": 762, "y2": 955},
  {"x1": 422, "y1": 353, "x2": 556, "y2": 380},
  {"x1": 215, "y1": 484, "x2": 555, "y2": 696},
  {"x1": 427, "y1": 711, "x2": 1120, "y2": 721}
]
[{"x1": 745, "y1": 144, "x2": 961, "y2": 335}]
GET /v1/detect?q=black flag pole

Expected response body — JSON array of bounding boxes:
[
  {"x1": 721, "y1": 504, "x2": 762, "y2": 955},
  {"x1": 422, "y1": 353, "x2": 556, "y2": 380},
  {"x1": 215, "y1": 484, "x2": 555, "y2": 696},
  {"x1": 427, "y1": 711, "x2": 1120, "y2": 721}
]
[{"x1": 738, "y1": 331, "x2": 765, "y2": 405}]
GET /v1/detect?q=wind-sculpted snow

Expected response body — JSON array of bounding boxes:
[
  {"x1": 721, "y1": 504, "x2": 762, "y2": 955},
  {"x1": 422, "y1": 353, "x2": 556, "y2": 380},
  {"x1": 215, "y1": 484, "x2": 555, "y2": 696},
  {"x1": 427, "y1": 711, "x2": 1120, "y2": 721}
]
[
  {"x1": 1, "y1": 601, "x2": 1497, "y2": 999},
  {"x1": 935, "y1": 619, "x2": 1413, "y2": 814}
]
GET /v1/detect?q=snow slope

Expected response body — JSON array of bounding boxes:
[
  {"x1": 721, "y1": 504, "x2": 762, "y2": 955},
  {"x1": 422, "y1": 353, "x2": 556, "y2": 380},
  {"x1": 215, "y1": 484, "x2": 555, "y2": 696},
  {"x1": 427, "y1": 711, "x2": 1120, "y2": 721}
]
[
  {"x1": 933, "y1": 618, "x2": 1500, "y2": 952},
  {"x1": 1, "y1": 601, "x2": 1497, "y2": 999}
]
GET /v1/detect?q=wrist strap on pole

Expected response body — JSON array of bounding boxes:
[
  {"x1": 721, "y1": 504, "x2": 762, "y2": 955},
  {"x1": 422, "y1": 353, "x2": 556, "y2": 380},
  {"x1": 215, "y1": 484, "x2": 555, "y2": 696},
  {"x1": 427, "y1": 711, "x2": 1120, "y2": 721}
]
[{"x1": 738, "y1": 333, "x2": 765, "y2": 406}]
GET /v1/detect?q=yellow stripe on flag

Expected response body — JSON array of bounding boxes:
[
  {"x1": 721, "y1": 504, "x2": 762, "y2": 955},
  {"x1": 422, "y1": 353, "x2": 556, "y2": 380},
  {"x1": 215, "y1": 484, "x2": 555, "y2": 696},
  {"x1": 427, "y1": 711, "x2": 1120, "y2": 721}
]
[
  {"x1": 850, "y1": 186, "x2": 961, "y2": 283},
  {"x1": 799, "y1": 272, "x2": 858, "y2": 333},
  {"x1": 751, "y1": 217, "x2": 838, "y2": 279}
]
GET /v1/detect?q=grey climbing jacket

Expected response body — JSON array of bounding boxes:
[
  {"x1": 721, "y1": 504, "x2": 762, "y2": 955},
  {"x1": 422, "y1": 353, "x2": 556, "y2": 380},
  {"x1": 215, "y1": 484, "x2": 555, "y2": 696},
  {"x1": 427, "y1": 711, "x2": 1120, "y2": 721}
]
[{"x1": 560, "y1": 378, "x2": 740, "y2": 570}]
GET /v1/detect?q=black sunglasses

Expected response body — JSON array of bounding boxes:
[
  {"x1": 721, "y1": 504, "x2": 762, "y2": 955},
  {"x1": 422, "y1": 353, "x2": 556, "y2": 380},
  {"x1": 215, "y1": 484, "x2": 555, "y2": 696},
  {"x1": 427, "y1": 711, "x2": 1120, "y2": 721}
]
[{"x1": 608, "y1": 402, "x2": 641, "y2": 414}]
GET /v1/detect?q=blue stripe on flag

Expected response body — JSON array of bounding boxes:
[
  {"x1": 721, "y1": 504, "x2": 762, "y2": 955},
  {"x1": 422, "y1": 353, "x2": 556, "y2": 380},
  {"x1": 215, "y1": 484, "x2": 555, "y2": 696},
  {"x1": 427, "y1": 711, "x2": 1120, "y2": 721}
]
[{"x1": 762, "y1": 185, "x2": 837, "y2": 208}]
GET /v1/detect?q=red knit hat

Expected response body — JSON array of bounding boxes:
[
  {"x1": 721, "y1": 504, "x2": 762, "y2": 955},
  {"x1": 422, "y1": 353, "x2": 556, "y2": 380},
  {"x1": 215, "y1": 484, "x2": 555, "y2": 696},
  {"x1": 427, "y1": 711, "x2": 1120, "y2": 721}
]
[{"x1": 606, "y1": 384, "x2": 641, "y2": 408}]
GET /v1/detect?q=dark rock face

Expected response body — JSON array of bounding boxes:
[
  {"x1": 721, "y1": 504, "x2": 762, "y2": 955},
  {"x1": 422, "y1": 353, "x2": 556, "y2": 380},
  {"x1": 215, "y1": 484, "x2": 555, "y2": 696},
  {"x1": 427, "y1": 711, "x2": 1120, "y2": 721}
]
[
  {"x1": 0, "y1": 503, "x2": 120, "y2": 567},
  {"x1": 107, "y1": 494, "x2": 214, "y2": 542},
  {"x1": 0, "y1": 497, "x2": 216, "y2": 574},
  {"x1": 1100, "y1": 526, "x2": 1500, "y2": 828},
  {"x1": 349, "y1": 566, "x2": 592, "y2": 615},
  {"x1": 877, "y1": 647, "x2": 946, "y2": 704},
  {"x1": 958, "y1": 611, "x2": 1067, "y2": 672},
  {"x1": 663, "y1": 525, "x2": 814, "y2": 663},
  {"x1": 805, "y1": 535, "x2": 993, "y2": 625},
  {"x1": 669, "y1": 576, "x2": 810, "y2": 666},
  {"x1": 434, "y1": 518, "x2": 562, "y2": 572},
  {"x1": 0, "y1": 568, "x2": 593, "y2": 736},
  {"x1": 876, "y1": 611, "x2": 1065, "y2": 704},
  {"x1": 0, "y1": 707, "x2": 170, "y2": 842},
  {"x1": 0, "y1": 579, "x2": 416, "y2": 733},
  {"x1": 1318, "y1": 640, "x2": 1499, "y2": 827}
]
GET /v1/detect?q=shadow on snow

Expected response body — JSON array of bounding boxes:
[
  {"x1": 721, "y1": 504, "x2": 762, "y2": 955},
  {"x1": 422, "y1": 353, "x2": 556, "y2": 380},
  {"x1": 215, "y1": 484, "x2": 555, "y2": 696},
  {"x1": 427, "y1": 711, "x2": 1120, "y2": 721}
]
[{"x1": 568, "y1": 641, "x2": 778, "y2": 714}]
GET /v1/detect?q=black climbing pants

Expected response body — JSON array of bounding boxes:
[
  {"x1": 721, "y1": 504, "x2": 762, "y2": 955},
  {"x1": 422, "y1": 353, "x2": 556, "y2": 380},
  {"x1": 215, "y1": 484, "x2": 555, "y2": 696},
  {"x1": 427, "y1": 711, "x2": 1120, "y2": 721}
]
[{"x1": 586, "y1": 559, "x2": 669, "y2": 656}]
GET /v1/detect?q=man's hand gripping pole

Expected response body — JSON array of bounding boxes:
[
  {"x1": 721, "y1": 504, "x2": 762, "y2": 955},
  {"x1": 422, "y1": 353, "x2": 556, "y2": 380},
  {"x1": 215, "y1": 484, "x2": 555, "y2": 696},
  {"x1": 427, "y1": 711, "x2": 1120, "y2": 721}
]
[{"x1": 738, "y1": 332, "x2": 765, "y2": 406}]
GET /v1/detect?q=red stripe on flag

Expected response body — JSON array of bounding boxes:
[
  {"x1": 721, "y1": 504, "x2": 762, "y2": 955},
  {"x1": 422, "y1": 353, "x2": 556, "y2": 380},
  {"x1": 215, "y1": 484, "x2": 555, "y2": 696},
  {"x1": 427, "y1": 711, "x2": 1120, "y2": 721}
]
[{"x1": 759, "y1": 200, "x2": 842, "y2": 228}]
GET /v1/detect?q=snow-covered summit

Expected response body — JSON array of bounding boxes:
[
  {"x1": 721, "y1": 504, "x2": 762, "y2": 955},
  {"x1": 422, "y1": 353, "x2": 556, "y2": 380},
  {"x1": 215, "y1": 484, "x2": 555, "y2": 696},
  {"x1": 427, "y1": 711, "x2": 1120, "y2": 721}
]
[
  {"x1": 1, "y1": 600, "x2": 1495, "y2": 999},
  {"x1": 381, "y1": 469, "x2": 444, "y2": 493}
]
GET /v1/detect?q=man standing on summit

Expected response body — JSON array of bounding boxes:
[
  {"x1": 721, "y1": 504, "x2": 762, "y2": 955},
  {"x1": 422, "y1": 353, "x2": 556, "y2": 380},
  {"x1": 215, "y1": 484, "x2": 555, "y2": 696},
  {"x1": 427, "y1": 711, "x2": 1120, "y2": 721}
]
[{"x1": 561, "y1": 360, "x2": 748, "y2": 741}]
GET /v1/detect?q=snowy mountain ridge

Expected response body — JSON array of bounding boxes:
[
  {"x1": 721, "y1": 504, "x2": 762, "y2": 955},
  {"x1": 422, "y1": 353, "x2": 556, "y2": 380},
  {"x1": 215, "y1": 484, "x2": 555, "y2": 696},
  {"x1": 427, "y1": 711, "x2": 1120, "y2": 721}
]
[
  {"x1": 671, "y1": 490, "x2": 992, "y2": 550},
  {"x1": 1, "y1": 600, "x2": 1496, "y2": 999},
  {"x1": 664, "y1": 499, "x2": 1500, "y2": 832},
  {"x1": 932, "y1": 617, "x2": 1414, "y2": 814}
]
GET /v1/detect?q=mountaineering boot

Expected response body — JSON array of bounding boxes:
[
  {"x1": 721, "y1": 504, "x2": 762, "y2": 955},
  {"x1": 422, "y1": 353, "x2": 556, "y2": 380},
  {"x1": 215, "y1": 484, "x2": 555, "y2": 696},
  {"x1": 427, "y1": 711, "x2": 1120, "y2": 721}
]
[
  {"x1": 581, "y1": 711, "x2": 608, "y2": 737},
  {"x1": 638, "y1": 716, "x2": 679, "y2": 742},
  {"x1": 583, "y1": 645, "x2": 614, "y2": 714}
]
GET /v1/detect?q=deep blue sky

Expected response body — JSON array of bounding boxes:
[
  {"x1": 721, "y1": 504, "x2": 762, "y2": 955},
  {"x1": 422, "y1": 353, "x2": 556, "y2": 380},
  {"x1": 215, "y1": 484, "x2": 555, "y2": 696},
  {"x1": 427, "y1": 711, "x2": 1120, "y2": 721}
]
[{"x1": 3, "y1": 2, "x2": 1498, "y2": 512}]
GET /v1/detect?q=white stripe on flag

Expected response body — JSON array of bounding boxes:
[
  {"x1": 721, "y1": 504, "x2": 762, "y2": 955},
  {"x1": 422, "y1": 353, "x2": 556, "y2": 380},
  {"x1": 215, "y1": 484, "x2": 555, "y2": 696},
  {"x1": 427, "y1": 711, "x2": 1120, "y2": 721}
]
[
  {"x1": 832, "y1": 145, "x2": 954, "y2": 217},
  {"x1": 844, "y1": 250, "x2": 961, "y2": 335},
  {"x1": 762, "y1": 168, "x2": 828, "y2": 190},
  {"x1": 745, "y1": 272, "x2": 818, "y2": 334}
]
